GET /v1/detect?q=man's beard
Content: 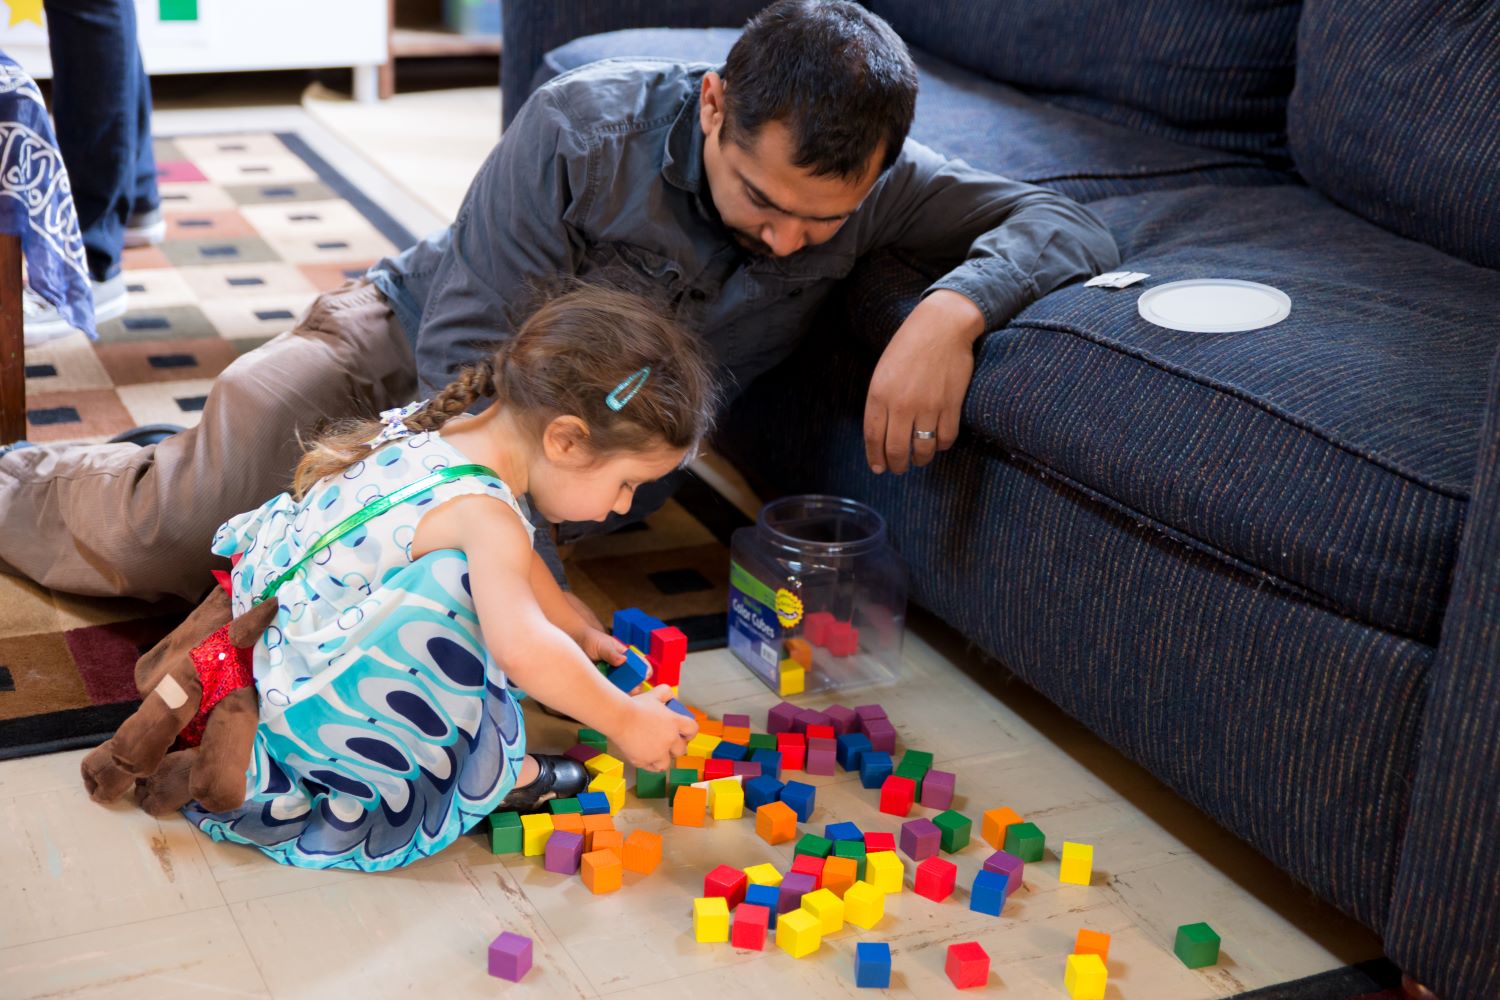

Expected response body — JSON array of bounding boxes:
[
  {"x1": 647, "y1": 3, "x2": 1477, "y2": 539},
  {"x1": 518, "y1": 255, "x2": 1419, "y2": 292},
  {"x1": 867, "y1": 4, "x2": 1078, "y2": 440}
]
[{"x1": 731, "y1": 228, "x2": 774, "y2": 257}]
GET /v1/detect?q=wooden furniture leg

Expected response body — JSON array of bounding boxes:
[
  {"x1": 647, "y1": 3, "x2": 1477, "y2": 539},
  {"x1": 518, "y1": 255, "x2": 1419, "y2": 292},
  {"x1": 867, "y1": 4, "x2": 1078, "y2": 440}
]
[{"x1": 0, "y1": 233, "x2": 24, "y2": 445}]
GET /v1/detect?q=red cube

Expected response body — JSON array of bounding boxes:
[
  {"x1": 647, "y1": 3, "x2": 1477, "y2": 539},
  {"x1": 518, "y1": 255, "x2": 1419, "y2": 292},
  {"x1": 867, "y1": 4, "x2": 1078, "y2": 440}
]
[
  {"x1": 731, "y1": 903, "x2": 770, "y2": 950},
  {"x1": 649, "y1": 625, "x2": 687, "y2": 671},
  {"x1": 865, "y1": 831, "x2": 896, "y2": 854},
  {"x1": 945, "y1": 941, "x2": 990, "y2": 989},
  {"x1": 827, "y1": 621, "x2": 859, "y2": 657},
  {"x1": 804, "y1": 611, "x2": 835, "y2": 646},
  {"x1": 790, "y1": 853, "x2": 825, "y2": 885},
  {"x1": 704, "y1": 864, "x2": 748, "y2": 908},
  {"x1": 703, "y1": 759, "x2": 733, "y2": 781},
  {"x1": 879, "y1": 775, "x2": 917, "y2": 817},
  {"x1": 805, "y1": 724, "x2": 836, "y2": 741},
  {"x1": 776, "y1": 733, "x2": 806, "y2": 771},
  {"x1": 914, "y1": 857, "x2": 958, "y2": 902}
]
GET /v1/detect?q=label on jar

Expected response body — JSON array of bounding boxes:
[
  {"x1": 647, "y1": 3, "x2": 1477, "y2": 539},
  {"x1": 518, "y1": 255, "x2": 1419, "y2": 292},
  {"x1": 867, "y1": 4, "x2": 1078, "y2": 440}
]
[{"x1": 728, "y1": 560, "x2": 784, "y2": 685}]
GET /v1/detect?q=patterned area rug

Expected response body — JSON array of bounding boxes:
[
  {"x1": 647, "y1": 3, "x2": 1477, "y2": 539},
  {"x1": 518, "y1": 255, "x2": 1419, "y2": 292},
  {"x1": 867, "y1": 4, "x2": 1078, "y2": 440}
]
[{"x1": 0, "y1": 130, "x2": 745, "y2": 760}]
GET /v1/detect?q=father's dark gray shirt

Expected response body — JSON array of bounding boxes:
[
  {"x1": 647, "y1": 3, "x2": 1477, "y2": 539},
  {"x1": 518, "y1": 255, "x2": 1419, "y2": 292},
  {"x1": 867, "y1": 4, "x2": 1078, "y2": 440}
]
[{"x1": 371, "y1": 58, "x2": 1120, "y2": 396}]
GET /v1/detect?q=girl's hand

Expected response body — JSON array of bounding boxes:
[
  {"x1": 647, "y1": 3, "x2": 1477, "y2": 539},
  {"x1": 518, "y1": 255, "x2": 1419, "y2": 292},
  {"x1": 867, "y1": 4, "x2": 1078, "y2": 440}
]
[
  {"x1": 611, "y1": 686, "x2": 698, "y2": 772},
  {"x1": 580, "y1": 628, "x2": 629, "y2": 671}
]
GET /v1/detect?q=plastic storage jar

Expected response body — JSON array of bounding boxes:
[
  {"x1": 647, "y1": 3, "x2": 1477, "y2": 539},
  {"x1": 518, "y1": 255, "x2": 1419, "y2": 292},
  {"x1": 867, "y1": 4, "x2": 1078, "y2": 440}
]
[{"x1": 728, "y1": 495, "x2": 907, "y2": 695}]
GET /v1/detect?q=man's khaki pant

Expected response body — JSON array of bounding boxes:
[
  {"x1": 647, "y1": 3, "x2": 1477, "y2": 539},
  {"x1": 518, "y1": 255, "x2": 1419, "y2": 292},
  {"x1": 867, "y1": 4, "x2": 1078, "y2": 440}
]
[{"x1": 0, "y1": 280, "x2": 416, "y2": 601}]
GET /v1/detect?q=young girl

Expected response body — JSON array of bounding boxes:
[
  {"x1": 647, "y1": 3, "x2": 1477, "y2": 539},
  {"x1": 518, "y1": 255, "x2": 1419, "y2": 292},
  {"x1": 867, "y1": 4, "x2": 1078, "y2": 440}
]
[{"x1": 184, "y1": 285, "x2": 715, "y2": 871}]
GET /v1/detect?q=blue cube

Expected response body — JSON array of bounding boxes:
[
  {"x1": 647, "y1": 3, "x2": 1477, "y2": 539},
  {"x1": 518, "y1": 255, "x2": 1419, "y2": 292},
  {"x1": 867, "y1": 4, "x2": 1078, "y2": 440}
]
[
  {"x1": 712, "y1": 741, "x2": 749, "y2": 761},
  {"x1": 577, "y1": 791, "x2": 610, "y2": 815},
  {"x1": 745, "y1": 882, "x2": 781, "y2": 928},
  {"x1": 825, "y1": 821, "x2": 864, "y2": 842},
  {"x1": 665, "y1": 698, "x2": 692, "y2": 718},
  {"x1": 744, "y1": 775, "x2": 785, "y2": 811},
  {"x1": 607, "y1": 647, "x2": 650, "y2": 693},
  {"x1": 970, "y1": 869, "x2": 1008, "y2": 916},
  {"x1": 750, "y1": 748, "x2": 783, "y2": 781},
  {"x1": 858, "y1": 751, "x2": 893, "y2": 789},
  {"x1": 855, "y1": 941, "x2": 892, "y2": 988},
  {"x1": 836, "y1": 732, "x2": 873, "y2": 771},
  {"x1": 610, "y1": 608, "x2": 663, "y2": 651},
  {"x1": 781, "y1": 780, "x2": 816, "y2": 822}
]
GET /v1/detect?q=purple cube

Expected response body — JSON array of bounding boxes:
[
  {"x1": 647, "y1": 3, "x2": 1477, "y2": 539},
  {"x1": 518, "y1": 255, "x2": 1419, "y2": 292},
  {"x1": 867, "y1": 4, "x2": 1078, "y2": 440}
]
[
  {"x1": 793, "y1": 708, "x2": 831, "y2": 734},
  {"x1": 823, "y1": 704, "x2": 857, "y2": 736},
  {"x1": 983, "y1": 849, "x2": 1025, "y2": 896},
  {"x1": 564, "y1": 743, "x2": 600, "y2": 764},
  {"x1": 919, "y1": 769, "x2": 956, "y2": 810},
  {"x1": 805, "y1": 737, "x2": 838, "y2": 775},
  {"x1": 544, "y1": 830, "x2": 584, "y2": 874},
  {"x1": 854, "y1": 704, "x2": 888, "y2": 733},
  {"x1": 731, "y1": 761, "x2": 763, "y2": 778},
  {"x1": 779, "y1": 871, "x2": 818, "y2": 912},
  {"x1": 863, "y1": 718, "x2": 897, "y2": 753},
  {"x1": 767, "y1": 701, "x2": 801, "y2": 735},
  {"x1": 723, "y1": 713, "x2": 751, "y2": 729},
  {"x1": 488, "y1": 931, "x2": 533, "y2": 981},
  {"x1": 900, "y1": 818, "x2": 941, "y2": 862}
]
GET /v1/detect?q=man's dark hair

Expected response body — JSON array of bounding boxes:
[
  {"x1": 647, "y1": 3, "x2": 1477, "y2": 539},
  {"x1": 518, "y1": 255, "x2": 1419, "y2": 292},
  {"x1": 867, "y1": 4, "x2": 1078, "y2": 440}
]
[{"x1": 720, "y1": 0, "x2": 917, "y2": 180}]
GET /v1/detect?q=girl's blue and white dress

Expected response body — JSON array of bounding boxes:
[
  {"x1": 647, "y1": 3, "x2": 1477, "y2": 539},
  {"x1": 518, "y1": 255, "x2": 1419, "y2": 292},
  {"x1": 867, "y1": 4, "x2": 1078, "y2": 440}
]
[{"x1": 183, "y1": 430, "x2": 530, "y2": 871}]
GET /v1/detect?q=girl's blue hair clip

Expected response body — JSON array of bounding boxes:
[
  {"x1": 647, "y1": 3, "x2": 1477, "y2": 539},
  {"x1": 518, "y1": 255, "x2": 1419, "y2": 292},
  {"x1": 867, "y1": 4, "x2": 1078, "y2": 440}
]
[{"x1": 606, "y1": 367, "x2": 651, "y2": 411}]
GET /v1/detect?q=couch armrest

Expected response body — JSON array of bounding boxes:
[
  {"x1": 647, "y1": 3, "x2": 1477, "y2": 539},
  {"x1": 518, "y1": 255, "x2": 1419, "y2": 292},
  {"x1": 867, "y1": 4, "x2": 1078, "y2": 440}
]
[
  {"x1": 1386, "y1": 344, "x2": 1500, "y2": 999},
  {"x1": 501, "y1": 0, "x2": 766, "y2": 128}
]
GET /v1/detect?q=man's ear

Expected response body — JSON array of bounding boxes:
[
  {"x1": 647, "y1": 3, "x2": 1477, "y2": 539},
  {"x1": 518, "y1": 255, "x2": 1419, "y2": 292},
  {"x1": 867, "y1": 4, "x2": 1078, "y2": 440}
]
[
  {"x1": 541, "y1": 415, "x2": 593, "y2": 466},
  {"x1": 699, "y1": 71, "x2": 726, "y2": 138}
]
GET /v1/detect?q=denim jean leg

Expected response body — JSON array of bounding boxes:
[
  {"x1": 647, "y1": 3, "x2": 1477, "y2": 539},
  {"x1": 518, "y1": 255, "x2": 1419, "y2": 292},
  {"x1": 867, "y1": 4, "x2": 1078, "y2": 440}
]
[
  {"x1": 42, "y1": 0, "x2": 140, "y2": 281},
  {"x1": 130, "y1": 50, "x2": 159, "y2": 215}
]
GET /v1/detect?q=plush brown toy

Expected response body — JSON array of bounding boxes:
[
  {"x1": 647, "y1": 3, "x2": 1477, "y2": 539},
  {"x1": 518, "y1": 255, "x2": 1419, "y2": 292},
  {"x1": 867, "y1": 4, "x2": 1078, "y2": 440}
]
[{"x1": 81, "y1": 586, "x2": 277, "y2": 817}]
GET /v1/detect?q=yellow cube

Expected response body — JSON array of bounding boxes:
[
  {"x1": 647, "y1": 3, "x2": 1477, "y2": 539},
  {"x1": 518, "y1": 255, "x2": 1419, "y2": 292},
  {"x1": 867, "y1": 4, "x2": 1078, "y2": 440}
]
[
  {"x1": 744, "y1": 863, "x2": 784, "y2": 887},
  {"x1": 776, "y1": 907, "x2": 822, "y2": 958},
  {"x1": 584, "y1": 752, "x2": 624, "y2": 778},
  {"x1": 686, "y1": 733, "x2": 722, "y2": 758},
  {"x1": 1064, "y1": 953, "x2": 1108, "y2": 1000},
  {"x1": 710, "y1": 778, "x2": 745, "y2": 820},
  {"x1": 1059, "y1": 841, "x2": 1094, "y2": 886},
  {"x1": 589, "y1": 772, "x2": 626, "y2": 814},
  {"x1": 693, "y1": 896, "x2": 730, "y2": 943},
  {"x1": 800, "y1": 887, "x2": 844, "y2": 935},
  {"x1": 520, "y1": 813, "x2": 554, "y2": 856},
  {"x1": 842, "y1": 880, "x2": 885, "y2": 930},
  {"x1": 866, "y1": 850, "x2": 905, "y2": 894},
  {"x1": 778, "y1": 662, "x2": 805, "y2": 696}
]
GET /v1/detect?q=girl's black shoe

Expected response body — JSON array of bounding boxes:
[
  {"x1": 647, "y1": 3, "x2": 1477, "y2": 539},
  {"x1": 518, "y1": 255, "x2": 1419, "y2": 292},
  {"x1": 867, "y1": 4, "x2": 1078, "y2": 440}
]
[{"x1": 497, "y1": 754, "x2": 590, "y2": 813}]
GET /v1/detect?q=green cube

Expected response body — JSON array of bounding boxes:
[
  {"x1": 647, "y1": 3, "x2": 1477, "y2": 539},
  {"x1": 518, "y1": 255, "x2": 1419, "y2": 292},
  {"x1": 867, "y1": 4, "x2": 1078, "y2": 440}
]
[
  {"x1": 1004, "y1": 821, "x2": 1045, "y2": 862},
  {"x1": 1174, "y1": 923, "x2": 1221, "y2": 969},
  {"x1": 898, "y1": 750, "x2": 933, "y2": 777},
  {"x1": 795, "y1": 833, "x2": 833, "y2": 859},
  {"x1": 667, "y1": 767, "x2": 697, "y2": 802},
  {"x1": 549, "y1": 796, "x2": 582, "y2": 814},
  {"x1": 488, "y1": 811, "x2": 522, "y2": 854},
  {"x1": 893, "y1": 759, "x2": 926, "y2": 796},
  {"x1": 159, "y1": 0, "x2": 198, "y2": 22},
  {"x1": 833, "y1": 838, "x2": 867, "y2": 880},
  {"x1": 747, "y1": 732, "x2": 777, "y2": 751},
  {"x1": 933, "y1": 809, "x2": 972, "y2": 853},
  {"x1": 579, "y1": 728, "x2": 608, "y2": 752},
  {"x1": 635, "y1": 768, "x2": 667, "y2": 799}
]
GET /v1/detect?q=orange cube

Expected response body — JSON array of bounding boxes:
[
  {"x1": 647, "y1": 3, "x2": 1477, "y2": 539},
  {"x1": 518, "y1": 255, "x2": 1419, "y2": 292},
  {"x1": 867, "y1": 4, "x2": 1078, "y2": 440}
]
[
  {"x1": 722, "y1": 726, "x2": 751, "y2": 746},
  {"x1": 981, "y1": 807, "x2": 1024, "y2": 849},
  {"x1": 591, "y1": 829, "x2": 624, "y2": 856},
  {"x1": 551, "y1": 812, "x2": 585, "y2": 835},
  {"x1": 687, "y1": 705, "x2": 708, "y2": 724},
  {"x1": 581, "y1": 848, "x2": 622, "y2": 894},
  {"x1": 786, "y1": 637, "x2": 813, "y2": 668},
  {"x1": 1074, "y1": 929, "x2": 1111, "y2": 963},
  {"x1": 822, "y1": 855, "x2": 858, "y2": 898},
  {"x1": 699, "y1": 719, "x2": 724, "y2": 737},
  {"x1": 676, "y1": 755, "x2": 706, "y2": 779},
  {"x1": 755, "y1": 801, "x2": 798, "y2": 845},
  {"x1": 622, "y1": 829, "x2": 663, "y2": 874},
  {"x1": 674, "y1": 785, "x2": 708, "y2": 827},
  {"x1": 582, "y1": 813, "x2": 615, "y2": 850}
]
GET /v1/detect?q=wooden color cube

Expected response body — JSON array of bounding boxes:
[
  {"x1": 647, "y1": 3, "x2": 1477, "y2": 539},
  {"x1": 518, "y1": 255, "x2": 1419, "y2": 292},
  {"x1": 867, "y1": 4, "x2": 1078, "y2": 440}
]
[
  {"x1": 687, "y1": 733, "x2": 723, "y2": 758},
  {"x1": 487, "y1": 931, "x2": 532, "y2": 981},
  {"x1": 694, "y1": 896, "x2": 730, "y2": 943},
  {"x1": 778, "y1": 661, "x2": 805, "y2": 696},
  {"x1": 635, "y1": 768, "x2": 667, "y2": 799},
  {"x1": 1059, "y1": 841, "x2": 1093, "y2": 886},
  {"x1": 933, "y1": 810, "x2": 972, "y2": 853},
  {"x1": 521, "y1": 814, "x2": 554, "y2": 856},
  {"x1": 1065, "y1": 953, "x2": 1108, "y2": 1000},
  {"x1": 785, "y1": 637, "x2": 813, "y2": 667},
  {"x1": 866, "y1": 850, "x2": 905, "y2": 894},
  {"x1": 899, "y1": 817, "x2": 941, "y2": 861},
  {"x1": 800, "y1": 887, "x2": 845, "y2": 934},
  {"x1": 879, "y1": 775, "x2": 917, "y2": 817},
  {"x1": 731, "y1": 903, "x2": 771, "y2": 950},
  {"x1": 945, "y1": 942, "x2": 990, "y2": 989},
  {"x1": 981, "y1": 807, "x2": 1024, "y2": 849},
  {"x1": 584, "y1": 752, "x2": 624, "y2": 778},
  {"x1": 855, "y1": 941, "x2": 892, "y2": 989},
  {"x1": 776, "y1": 907, "x2": 822, "y2": 958},
  {"x1": 969, "y1": 869, "x2": 1007, "y2": 916},
  {"x1": 675, "y1": 755, "x2": 706, "y2": 779},
  {"x1": 1173, "y1": 922, "x2": 1221, "y2": 969},
  {"x1": 581, "y1": 848, "x2": 622, "y2": 894},
  {"x1": 722, "y1": 725, "x2": 752, "y2": 745},
  {"x1": 1074, "y1": 929, "x2": 1111, "y2": 963},
  {"x1": 551, "y1": 812, "x2": 584, "y2": 836},
  {"x1": 744, "y1": 862, "x2": 783, "y2": 886},
  {"x1": 544, "y1": 830, "x2": 584, "y2": 875},
  {"x1": 822, "y1": 855, "x2": 858, "y2": 898},
  {"x1": 590, "y1": 830, "x2": 623, "y2": 857},
  {"x1": 704, "y1": 864, "x2": 749, "y2": 908},
  {"x1": 919, "y1": 770, "x2": 957, "y2": 810},
  {"x1": 843, "y1": 880, "x2": 885, "y2": 929},
  {"x1": 1004, "y1": 821, "x2": 1046, "y2": 863},
  {"x1": 767, "y1": 701, "x2": 801, "y2": 734},
  {"x1": 673, "y1": 785, "x2": 707, "y2": 827},
  {"x1": 777, "y1": 736, "x2": 806, "y2": 771},
  {"x1": 913, "y1": 856, "x2": 958, "y2": 902},
  {"x1": 710, "y1": 778, "x2": 745, "y2": 820},
  {"x1": 589, "y1": 772, "x2": 626, "y2": 814},
  {"x1": 581, "y1": 812, "x2": 615, "y2": 850},
  {"x1": 756, "y1": 801, "x2": 798, "y2": 844},
  {"x1": 983, "y1": 849, "x2": 1024, "y2": 896},
  {"x1": 488, "y1": 811, "x2": 522, "y2": 854},
  {"x1": 790, "y1": 853, "x2": 826, "y2": 885},
  {"x1": 804, "y1": 611, "x2": 835, "y2": 646},
  {"x1": 865, "y1": 831, "x2": 896, "y2": 854},
  {"x1": 622, "y1": 829, "x2": 662, "y2": 874}
]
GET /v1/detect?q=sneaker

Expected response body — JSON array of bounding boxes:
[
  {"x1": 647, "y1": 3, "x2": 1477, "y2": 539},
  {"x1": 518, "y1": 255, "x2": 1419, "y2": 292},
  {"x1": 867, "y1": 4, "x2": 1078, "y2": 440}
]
[
  {"x1": 23, "y1": 273, "x2": 128, "y2": 347},
  {"x1": 124, "y1": 207, "x2": 166, "y2": 248}
]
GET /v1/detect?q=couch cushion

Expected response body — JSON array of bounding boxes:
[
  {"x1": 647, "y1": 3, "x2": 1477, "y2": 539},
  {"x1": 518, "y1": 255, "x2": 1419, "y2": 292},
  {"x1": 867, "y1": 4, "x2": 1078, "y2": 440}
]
[
  {"x1": 866, "y1": 0, "x2": 1302, "y2": 162},
  {"x1": 1288, "y1": 0, "x2": 1500, "y2": 269},
  {"x1": 858, "y1": 185, "x2": 1499, "y2": 641},
  {"x1": 538, "y1": 28, "x2": 1298, "y2": 202}
]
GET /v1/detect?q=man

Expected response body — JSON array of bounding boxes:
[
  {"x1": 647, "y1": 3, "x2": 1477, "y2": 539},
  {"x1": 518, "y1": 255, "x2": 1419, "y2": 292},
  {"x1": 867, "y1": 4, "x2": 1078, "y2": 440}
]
[{"x1": 0, "y1": 0, "x2": 1117, "y2": 607}]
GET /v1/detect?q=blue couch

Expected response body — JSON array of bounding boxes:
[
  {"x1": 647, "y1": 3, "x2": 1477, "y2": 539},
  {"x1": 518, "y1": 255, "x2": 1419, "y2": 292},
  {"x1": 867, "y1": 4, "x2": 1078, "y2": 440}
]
[{"x1": 501, "y1": 2, "x2": 1500, "y2": 994}]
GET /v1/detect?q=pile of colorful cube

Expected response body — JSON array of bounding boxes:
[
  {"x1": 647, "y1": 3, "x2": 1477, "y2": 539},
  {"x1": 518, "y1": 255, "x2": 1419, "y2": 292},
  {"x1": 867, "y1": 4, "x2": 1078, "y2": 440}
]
[{"x1": 775, "y1": 611, "x2": 859, "y2": 695}]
